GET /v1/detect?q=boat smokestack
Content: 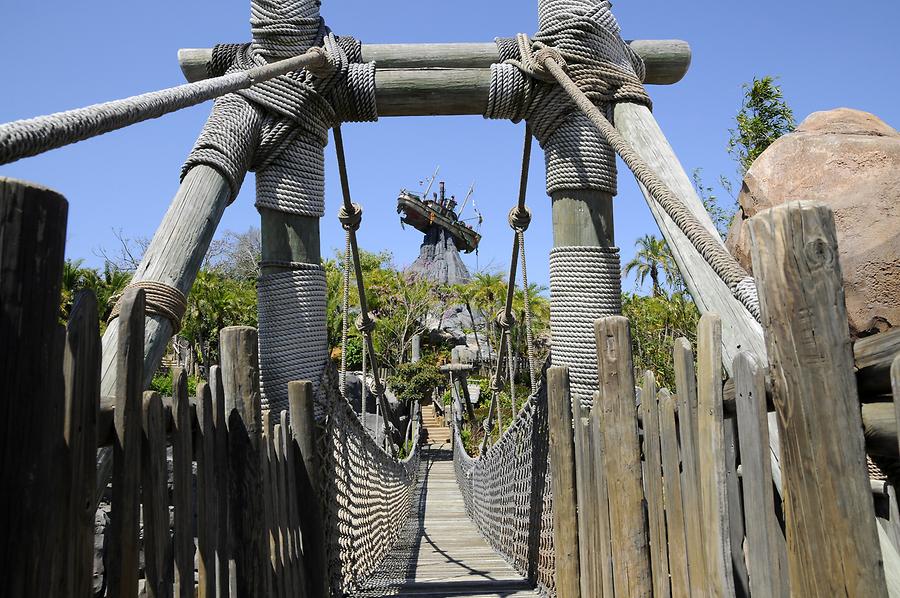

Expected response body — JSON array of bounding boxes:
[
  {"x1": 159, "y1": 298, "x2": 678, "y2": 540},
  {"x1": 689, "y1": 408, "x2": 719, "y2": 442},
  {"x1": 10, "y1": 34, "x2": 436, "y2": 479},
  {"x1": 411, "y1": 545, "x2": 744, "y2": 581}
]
[{"x1": 439, "y1": 181, "x2": 446, "y2": 204}]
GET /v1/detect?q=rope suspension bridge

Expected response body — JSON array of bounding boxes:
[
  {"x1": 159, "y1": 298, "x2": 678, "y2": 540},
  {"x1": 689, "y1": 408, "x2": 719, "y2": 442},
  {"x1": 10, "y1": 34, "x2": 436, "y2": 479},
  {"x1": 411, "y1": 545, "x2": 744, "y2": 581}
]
[{"x1": 2, "y1": 1, "x2": 900, "y2": 597}]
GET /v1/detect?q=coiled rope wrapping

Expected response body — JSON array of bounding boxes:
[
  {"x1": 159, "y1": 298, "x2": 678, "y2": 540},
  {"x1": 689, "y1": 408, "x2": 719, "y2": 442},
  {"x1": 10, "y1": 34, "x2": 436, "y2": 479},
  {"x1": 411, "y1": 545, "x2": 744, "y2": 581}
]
[
  {"x1": 550, "y1": 247, "x2": 622, "y2": 409},
  {"x1": 108, "y1": 281, "x2": 188, "y2": 333},
  {"x1": 257, "y1": 264, "x2": 329, "y2": 413},
  {"x1": 181, "y1": 0, "x2": 377, "y2": 414}
]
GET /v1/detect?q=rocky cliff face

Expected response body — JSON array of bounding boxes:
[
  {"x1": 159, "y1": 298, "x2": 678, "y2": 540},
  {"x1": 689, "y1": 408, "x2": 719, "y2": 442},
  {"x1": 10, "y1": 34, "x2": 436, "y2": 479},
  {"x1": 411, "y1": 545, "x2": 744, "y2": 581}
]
[
  {"x1": 726, "y1": 108, "x2": 900, "y2": 336},
  {"x1": 406, "y1": 226, "x2": 471, "y2": 286}
]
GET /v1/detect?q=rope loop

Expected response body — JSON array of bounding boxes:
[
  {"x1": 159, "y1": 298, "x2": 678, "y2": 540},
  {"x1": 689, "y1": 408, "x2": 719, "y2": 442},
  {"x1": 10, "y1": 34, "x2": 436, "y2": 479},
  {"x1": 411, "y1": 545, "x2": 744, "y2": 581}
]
[
  {"x1": 495, "y1": 310, "x2": 516, "y2": 331},
  {"x1": 508, "y1": 205, "x2": 532, "y2": 232},
  {"x1": 355, "y1": 312, "x2": 376, "y2": 334},
  {"x1": 338, "y1": 201, "x2": 363, "y2": 231},
  {"x1": 504, "y1": 33, "x2": 567, "y2": 83},
  {"x1": 108, "y1": 281, "x2": 188, "y2": 333}
]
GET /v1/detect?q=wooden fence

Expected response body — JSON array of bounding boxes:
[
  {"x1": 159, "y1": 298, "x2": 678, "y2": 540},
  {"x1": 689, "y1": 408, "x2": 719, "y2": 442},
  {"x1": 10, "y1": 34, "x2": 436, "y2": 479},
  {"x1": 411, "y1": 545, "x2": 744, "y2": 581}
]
[
  {"x1": 0, "y1": 179, "x2": 327, "y2": 598},
  {"x1": 548, "y1": 201, "x2": 900, "y2": 598}
]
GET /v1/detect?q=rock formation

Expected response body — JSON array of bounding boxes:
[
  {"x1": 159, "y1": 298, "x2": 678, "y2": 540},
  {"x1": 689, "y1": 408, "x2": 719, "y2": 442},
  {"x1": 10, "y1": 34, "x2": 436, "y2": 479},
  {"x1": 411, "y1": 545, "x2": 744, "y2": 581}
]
[{"x1": 726, "y1": 108, "x2": 900, "y2": 336}]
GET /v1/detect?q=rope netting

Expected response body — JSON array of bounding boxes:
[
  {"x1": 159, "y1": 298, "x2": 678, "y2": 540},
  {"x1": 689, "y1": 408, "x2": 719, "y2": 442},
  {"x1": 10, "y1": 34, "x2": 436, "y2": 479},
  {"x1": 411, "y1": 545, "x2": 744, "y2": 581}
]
[
  {"x1": 453, "y1": 375, "x2": 556, "y2": 594},
  {"x1": 314, "y1": 364, "x2": 422, "y2": 595}
]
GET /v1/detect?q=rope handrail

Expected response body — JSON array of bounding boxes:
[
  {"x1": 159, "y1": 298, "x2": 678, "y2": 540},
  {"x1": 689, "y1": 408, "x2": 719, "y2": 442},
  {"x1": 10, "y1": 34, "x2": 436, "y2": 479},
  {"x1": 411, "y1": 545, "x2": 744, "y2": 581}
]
[{"x1": 0, "y1": 48, "x2": 327, "y2": 166}]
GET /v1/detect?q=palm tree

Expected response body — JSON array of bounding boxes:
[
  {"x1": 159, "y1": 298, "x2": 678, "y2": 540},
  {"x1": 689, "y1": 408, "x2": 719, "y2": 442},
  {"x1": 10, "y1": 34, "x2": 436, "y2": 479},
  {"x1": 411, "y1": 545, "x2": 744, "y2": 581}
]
[{"x1": 623, "y1": 235, "x2": 677, "y2": 297}]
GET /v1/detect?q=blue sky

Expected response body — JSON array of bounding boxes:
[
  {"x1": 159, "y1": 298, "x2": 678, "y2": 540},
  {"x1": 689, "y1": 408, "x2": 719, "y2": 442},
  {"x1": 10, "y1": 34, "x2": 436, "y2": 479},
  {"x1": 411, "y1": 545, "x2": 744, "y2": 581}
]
[{"x1": 2, "y1": 1, "x2": 898, "y2": 292}]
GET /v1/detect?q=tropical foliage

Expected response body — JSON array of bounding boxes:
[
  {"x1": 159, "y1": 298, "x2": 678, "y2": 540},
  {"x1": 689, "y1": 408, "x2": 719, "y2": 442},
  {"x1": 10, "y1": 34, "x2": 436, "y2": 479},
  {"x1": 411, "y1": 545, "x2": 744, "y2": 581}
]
[{"x1": 728, "y1": 75, "x2": 795, "y2": 173}]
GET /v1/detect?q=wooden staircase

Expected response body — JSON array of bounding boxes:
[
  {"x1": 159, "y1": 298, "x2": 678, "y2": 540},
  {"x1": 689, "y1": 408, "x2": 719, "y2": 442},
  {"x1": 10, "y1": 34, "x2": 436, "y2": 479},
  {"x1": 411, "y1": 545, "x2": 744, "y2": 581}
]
[{"x1": 421, "y1": 402, "x2": 451, "y2": 446}]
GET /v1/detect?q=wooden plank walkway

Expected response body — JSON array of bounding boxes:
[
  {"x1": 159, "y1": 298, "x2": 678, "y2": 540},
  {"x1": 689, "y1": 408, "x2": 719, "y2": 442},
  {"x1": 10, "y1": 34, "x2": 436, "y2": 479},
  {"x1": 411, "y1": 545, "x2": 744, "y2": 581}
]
[{"x1": 354, "y1": 444, "x2": 540, "y2": 597}]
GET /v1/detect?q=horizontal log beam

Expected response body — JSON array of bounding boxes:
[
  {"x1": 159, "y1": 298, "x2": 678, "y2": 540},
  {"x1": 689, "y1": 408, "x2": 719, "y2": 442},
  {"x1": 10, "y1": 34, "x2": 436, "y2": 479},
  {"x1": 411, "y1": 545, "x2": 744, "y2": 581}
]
[{"x1": 178, "y1": 40, "x2": 690, "y2": 117}]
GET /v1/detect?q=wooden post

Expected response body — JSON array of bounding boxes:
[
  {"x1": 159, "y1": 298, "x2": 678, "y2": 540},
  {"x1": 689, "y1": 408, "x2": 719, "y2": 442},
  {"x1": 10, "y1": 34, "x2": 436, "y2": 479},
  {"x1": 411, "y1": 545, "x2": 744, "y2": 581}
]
[
  {"x1": 573, "y1": 396, "x2": 613, "y2": 598},
  {"x1": 613, "y1": 103, "x2": 766, "y2": 373},
  {"x1": 142, "y1": 391, "x2": 174, "y2": 598},
  {"x1": 594, "y1": 316, "x2": 652, "y2": 597},
  {"x1": 289, "y1": 380, "x2": 330, "y2": 598},
  {"x1": 696, "y1": 314, "x2": 735, "y2": 597},
  {"x1": 281, "y1": 410, "x2": 307, "y2": 597},
  {"x1": 210, "y1": 365, "x2": 232, "y2": 598},
  {"x1": 221, "y1": 326, "x2": 267, "y2": 598},
  {"x1": 172, "y1": 368, "x2": 194, "y2": 598},
  {"x1": 748, "y1": 201, "x2": 888, "y2": 596},
  {"x1": 0, "y1": 177, "x2": 68, "y2": 598},
  {"x1": 197, "y1": 382, "x2": 218, "y2": 598},
  {"x1": 733, "y1": 352, "x2": 788, "y2": 598},
  {"x1": 673, "y1": 337, "x2": 708, "y2": 595},
  {"x1": 640, "y1": 371, "x2": 670, "y2": 598},
  {"x1": 62, "y1": 292, "x2": 101, "y2": 598},
  {"x1": 548, "y1": 367, "x2": 581, "y2": 598},
  {"x1": 107, "y1": 288, "x2": 145, "y2": 598},
  {"x1": 658, "y1": 389, "x2": 691, "y2": 598}
]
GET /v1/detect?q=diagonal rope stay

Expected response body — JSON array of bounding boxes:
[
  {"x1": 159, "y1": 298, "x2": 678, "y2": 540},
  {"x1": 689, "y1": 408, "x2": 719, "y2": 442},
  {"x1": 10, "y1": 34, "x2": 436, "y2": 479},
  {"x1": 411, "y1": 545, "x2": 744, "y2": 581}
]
[
  {"x1": 333, "y1": 124, "x2": 398, "y2": 457},
  {"x1": 0, "y1": 48, "x2": 328, "y2": 166}
]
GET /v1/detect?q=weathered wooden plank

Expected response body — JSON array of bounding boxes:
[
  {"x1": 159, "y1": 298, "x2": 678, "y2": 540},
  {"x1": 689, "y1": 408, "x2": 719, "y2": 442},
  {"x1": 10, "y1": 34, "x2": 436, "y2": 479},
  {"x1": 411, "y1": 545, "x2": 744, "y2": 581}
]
[
  {"x1": 673, "y1": 338, "x2": 708, "y2": 596},
  {"x1": 640, "y1": 371, "x2": 670, "y2": 598},
  {"x1": 733, "y1": 351, "x2": 787, "y2": 598},
  {"x1": 0, "y1": 177, "x2": 68, "y2": 598},
  {"x1": 210, "y1": 365, "x2": 232, "y2": 598},
  {"x1": 723, "y1": 415, "x2": 750, "y2": 597},
  {"x1": 288, "y1": 380, "x2": 329, "y2": 598},
  {"x1": 281, "y1": 411, "x2": 307, "y2": 597},
  {"x1": 658, "y1": 389, "x2": 691, "y2": 598},
  {"x1": 748, "y1": 201, "x2": 888, "y2": 596},
  {"x1": 197, "y1": 382, "x2": 217, "y2": 598},
  {"x1": 613, "y1": 103, "x2": 767, "y2": 375},
  {"x1": 142, "y1": 391, "x2": 174, "y2": 598},
  {"x1": 275, "y1": 421, "x2": 295, "y2": 597},
  {"x1": 172, "y1": 368, "x2": 195, "y2": 598},
  {"x1": 547, "y1": 367, "x2": 581, "y2": 598},
  {"x1": 856, "y1": 327, "x2": 900, "y2": 397},
  {"x1": 261, "y1": 411, "x2": 281, "y2": 597},
  {"x1": 221, "y1": 327, "x2": 266, "y2": 598},
  {"x1": 107, "y1": 288, "x2": 145, "y2": 598},
  {"x1": 696, "y1": 314, "x2": 735, "y2": 597},
  {"x1": 62, "y1": 292, "x2": 100, "y2": 598},
  {"x1": 594, "y1": 316, "x2": 652, "y2": 597},
  {"x1": 96, "y1": 164, "x2": 234, "y2": 500},
  {"x1": 573, "y1": 396, "x2": 613, "y2": 598}
]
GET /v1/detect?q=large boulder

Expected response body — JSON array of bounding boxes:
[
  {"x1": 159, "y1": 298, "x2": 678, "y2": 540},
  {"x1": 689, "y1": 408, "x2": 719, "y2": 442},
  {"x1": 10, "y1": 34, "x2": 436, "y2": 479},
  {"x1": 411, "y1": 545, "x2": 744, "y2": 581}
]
[{"x1": 726, "y1": 108, "x2": 900, "y2": 336}]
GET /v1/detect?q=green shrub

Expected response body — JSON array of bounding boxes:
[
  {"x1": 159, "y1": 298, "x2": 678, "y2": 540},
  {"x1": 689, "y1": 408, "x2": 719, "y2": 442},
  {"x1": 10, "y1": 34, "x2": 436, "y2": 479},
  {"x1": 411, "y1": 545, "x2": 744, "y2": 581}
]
[{"x1": 150, "y1": 371, "x2": 199, "y2": 397}]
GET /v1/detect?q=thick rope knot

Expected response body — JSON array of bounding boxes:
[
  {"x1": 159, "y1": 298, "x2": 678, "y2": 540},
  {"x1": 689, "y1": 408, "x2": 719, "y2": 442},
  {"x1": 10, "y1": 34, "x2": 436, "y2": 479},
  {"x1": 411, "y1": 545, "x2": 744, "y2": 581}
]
[
  {"x1": 496, "y1": 310, "x2": 516, "y2": 331},
  {"x1": 508, "y1": 205, "x2": 533, "y2": 232},
  {"x1": 504, "y1": 34, "x2": 567, "y2": 83},
  {"x1": 338, "y1": 202, "x2": 363, "y2": 231},
  {"x1": 355, "y1": 312, "x2": 376, "y2": 334},
  {"x1": 108, "y1": 281, "x2": 188, "y2": 333}
]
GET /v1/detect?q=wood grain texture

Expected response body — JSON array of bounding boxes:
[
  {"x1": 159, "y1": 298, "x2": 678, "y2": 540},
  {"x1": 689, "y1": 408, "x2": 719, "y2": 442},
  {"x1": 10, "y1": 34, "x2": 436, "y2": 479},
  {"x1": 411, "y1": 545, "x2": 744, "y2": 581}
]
[
  {"x1": 640, "y1": 371, "x2": 670, "y2": 598},
  {"x1": 62, "y1": 292, "x2": 100, "y2": 598},
  {"x1": 288, "y1": 380, "x2": 329, "y2": 598},
  {"x1": 658, "y1": 390, "x2": 691, "y2": 598},
  {"x1": 748, "y1": 201, "x2": 888, "y2": 597},
  {"x1": 197, "y1": 382, "x2": 218, "y2": 598},
  {"x1": 96, "y1": 165, "x2": 232, "y2": 501},
  {"x1": 108, "y1": 288, "x2": 145, "y2": 598},
  {"x1": 262, "y1": 411, "x2": 281, "y2": 598},
  {"x1": 547, "y1": 367, "x2": 581, "y2": 598},
  {"x1": 696, "y1": 314, "x2": 735, "y2": 597},
  {"x1": 142, "y1": 391, "x2": 173, "y2": 598},
  {"x1": 210, "y1": 366, "x2": 232, "y2": 598},
  {"x1": 723, "y1": 415, "x2": 749, "y2": 597},
  {"x1": 0, "y1": 177, "x2": 68, "y2": 598},
  {"x1": 855, "y1": 327, "x2": 900, "y2": 397},
  {"x1": 594, "y1": 316, "x2": 652, "y2": 597},
  {"x1": 171, "y1": 369, "x2": 195, "y2": 598},
  {"x1": 893, "y1": 355, "x2": 900, "y2": 457},
  {"x1": 673, "y1": 338, "x2": 708, "y2": 596},
  {"x1": 613, "y1": 103, "x2": 767, "y2": 375},
  {"x1": 733, "y1": 352, "x2": 788, "y2": 598}
]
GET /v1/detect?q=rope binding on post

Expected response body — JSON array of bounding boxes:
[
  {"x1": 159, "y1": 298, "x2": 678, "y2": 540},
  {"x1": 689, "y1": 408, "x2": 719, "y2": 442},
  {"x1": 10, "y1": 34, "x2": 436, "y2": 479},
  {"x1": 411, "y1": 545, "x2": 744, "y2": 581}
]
[{"x1": 108, "y1": 281, "x2": 188, "y2": 333}]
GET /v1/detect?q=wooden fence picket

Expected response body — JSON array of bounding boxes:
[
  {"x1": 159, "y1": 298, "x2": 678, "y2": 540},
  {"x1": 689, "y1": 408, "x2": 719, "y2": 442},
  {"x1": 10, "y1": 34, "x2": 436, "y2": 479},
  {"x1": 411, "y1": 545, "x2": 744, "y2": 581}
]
[
  {"x1": 197, "y1": 382, "x2": 218, "y2": 598},
  {"x1": 172, "y1": 368, "x2": 195, "y2": 598},
  {"x1": 658, "y1": 389, "x2": 691, "y2": 598},
  {"x1": 142, "y1": 391, "x2": 173, "y2": 598},
  {"x1": 640, "y1": 371, "x2": 670, "y2": 598},
  {"x1": 210, "y1": 365, "x2": 233, "y2": 598}
]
